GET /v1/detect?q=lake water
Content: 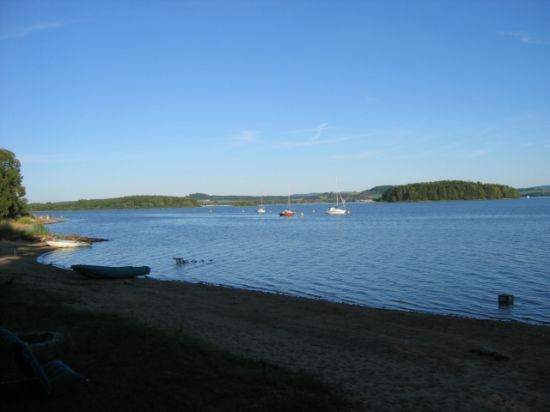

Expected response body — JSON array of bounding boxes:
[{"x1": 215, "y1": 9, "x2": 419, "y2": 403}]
[{"x1": 37, "y1": 198, "x2": 550, "y2": 325}]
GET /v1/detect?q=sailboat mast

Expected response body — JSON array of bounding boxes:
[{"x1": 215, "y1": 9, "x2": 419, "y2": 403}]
[
  {"x1": 287, "y1": 185, "x2": 290, "y2": 209},
  {"x1": 335, "y1": 177, "x2": 339, "y2": 207}
]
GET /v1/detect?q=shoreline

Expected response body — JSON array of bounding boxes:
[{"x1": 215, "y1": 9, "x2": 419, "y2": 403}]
[
  {"x1": 2, "y1": 240, "x2": 549, "y2": 410},
  {"x1": 37, "y1": 241, "x2": 549, "y2": 328},
  {"x1": 38, "y1": 250, "x2": 549, "y2": 327}
]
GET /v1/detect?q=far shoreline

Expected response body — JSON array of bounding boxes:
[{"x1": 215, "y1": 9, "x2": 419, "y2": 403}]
[{"x1": 29, "y1": 196, "x2": 535, "y2": 213}]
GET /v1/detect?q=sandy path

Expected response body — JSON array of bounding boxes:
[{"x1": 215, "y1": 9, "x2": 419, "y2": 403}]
[{"x1": 1, "y1": 240, "x2": 549, "y2": 411}]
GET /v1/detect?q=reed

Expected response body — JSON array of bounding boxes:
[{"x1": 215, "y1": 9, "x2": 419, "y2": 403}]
[{"x1": 0, "y1": 219, "x2": 50, "y2": 240}]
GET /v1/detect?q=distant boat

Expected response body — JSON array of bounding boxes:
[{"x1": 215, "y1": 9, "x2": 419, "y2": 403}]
[
  {"x1": 257, "y1": 196, "x2": 266, "y2": 214},
  {"x1": 326, "y1": 179, "x2": 351, "y2": 215},
  {"x1": 279, "y1": 189, "x2": 296, "y2": 217},
  {"x1": 46, "y1": 239, "x2": 91, "y2": 248},
  {"x1": 71, "y1": 264, "x2": 151, "y2": 279}
]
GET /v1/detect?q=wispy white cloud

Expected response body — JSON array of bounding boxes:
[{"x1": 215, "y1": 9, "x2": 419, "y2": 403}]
[
  {"x1": 20, "y1": 152, "x2": 149, "y2": 164},
  {"x1": 275, "y1": 135, "x2": 350, "y2": 149},
  {"x1": 1, "y1": 22, "x2": 64, "y2": 40},
  {"x1": 275, "y1": 123, "x2": 351, "y2": 148},
  {"x1": 286, "y1": 126, "x2": 323, "y2": 134},
  {"x1": 465, "y1": 149, "x2": 488, "y2": 158},
  {"x1": 500, "y1": 31, "x2": 550, "y2": 45},
  {"x1": 229, "y1": 130, "x2": 262, "y2": 147},
  {"x1": 330, "y1": 151, "x2": 377, "y2": 160},
  {"x1": 237, "y1": 130, "x2": 261, "y2": 143},
  {"x1": 1, "y1": 19, "x2": 89, "y2": 40},
  {"x1": 313, "y1": 122, "x2": 329, "y2": 139}
]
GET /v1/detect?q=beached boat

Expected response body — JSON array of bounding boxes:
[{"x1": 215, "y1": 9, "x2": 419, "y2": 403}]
[
  {"x1": 46, "y1": 239, "x2": 91, "y2": 248},
  {"x1": 279, "y1": 190, "x2": 296, "y2": 217},
  {"x1": 71, "y1": 264, "x2": 151, "y2": 279},
  {"x1": 326, "y1": 179, "x2": 351, "y2": 215}
]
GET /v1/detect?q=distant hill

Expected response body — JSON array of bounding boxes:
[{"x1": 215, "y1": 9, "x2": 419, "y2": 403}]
[
  {"x1": 366, "y1": 185, "x2": 394, "y2": 195},
  {"x1": 518, "y1": 185, "x2": 550, "y2": 197},
  {"x1": 381, "y1": 181, "x2": 519, "y2": 202},
  {"x1": 28, "y1": 195, "x2": 200, "y2": 211}
]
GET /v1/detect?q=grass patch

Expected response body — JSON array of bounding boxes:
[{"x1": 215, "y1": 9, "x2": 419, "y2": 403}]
[
  {"x1": 0, "y1": 284, "x2": 354, "y2": 411},
  {"x1": 0, "y1": 219, "x2": 49, "y2": 241}
]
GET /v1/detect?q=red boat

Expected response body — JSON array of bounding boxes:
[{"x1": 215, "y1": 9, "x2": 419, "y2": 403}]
[{"x1": 280, "y1": 188, "x2": 297, "y2": 217}]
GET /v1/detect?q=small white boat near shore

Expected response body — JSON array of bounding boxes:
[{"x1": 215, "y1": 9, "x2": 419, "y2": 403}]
[{"x1": 46, "y1": 239, "x2": 91, "y2": 248}]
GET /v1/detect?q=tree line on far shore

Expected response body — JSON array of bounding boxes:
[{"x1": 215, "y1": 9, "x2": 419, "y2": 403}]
[
  {"x1": 28, "y1": 195, "x2": 200, "y2": 211},
  {"x1": 381, "y1": 180, "x2": 520, "y2": 202}
]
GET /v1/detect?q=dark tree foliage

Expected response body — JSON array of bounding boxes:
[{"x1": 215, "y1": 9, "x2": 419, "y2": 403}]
[
  {"x1": 0, "y1": 148, "x2": 28, "y2": 218},
  {"x1": 381, "y1": 180, "x2": 520, "y2": 202},
  {"x1": 28, "y1": 195, "x2": 200, "y2": 211}
]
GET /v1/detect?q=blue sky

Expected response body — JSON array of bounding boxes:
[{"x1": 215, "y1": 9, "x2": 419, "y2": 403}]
[{"x1": 1, "y1": 0, "x2": 549, "y2": 202}]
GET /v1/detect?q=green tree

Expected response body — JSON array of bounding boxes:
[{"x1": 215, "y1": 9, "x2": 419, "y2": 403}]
[
  {"x1": 381, "y1": 180, "x2": 519, "y2": 202},
  {"x1": 0, "y1": 149, "x2": 28, "y2": 218}
]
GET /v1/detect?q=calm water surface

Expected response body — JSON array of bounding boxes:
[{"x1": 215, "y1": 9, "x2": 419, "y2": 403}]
[{"x1": 37, "y1": 198, "x2": 550, "y2": 325}]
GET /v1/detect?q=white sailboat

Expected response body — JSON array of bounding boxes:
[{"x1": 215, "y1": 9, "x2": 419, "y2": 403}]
[
  {"x1": 326, "y1": 179, "x2": 351, "y2": 215},
  {"x1": 256, "y1": 195, "x2": 266, "y2": 214}
]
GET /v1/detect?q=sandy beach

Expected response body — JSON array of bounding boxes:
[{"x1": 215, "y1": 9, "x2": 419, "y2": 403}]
[{"x1": 1, "y1": 240, "x2": 549, "y2": 411}]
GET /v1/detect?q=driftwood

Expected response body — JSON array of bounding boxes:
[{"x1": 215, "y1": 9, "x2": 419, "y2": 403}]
[
  {"x1": 470, "y1": 347, "x2": 510, "y2": 361},
  {"x1": 0, "y1": 327, "x2": 87, "y2": 397},
  {"x1": 0, "y1": 277, "x2": 15, "y2": 288}
]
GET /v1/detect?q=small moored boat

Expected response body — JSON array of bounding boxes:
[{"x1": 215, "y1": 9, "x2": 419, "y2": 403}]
[
  {"x1": 46, "y1": 239, "x2": 91, "y2": 248},
  {"x1": 71, "y1": 264, "x2": 151, "y2": 279},
  {"x1": 326, "y1": 178, "x2": 351, "y2": 215},
  {"x1": 279, "y1": 189, "x2": 297, "y2": 217},
  {"x1": 257, "y1": 196, "x2": 266, "y2": 214}
]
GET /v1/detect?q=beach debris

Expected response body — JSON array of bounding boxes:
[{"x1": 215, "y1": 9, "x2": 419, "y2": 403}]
[
  {"x1": 176, "y1": 257, "x2": 214, "y2": 266},
  {"x1": 173, "y1": 257, "x2": 213, "y2": 265},
  {"x1": 0, "y1": 327, "x2": 87, "y2": 397},
  {"x1": 0, "y1": 277, "x2": 15, "y2": 288},
  {"x1": 16, "y1": 331, "x2": 64, "y2": 358},
  {"x1": 470, "y1": 347, "x2": 510, "y2": 361},
  {"x1": 498, "y1": 294, "x2": 514, "y2": 306}
]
